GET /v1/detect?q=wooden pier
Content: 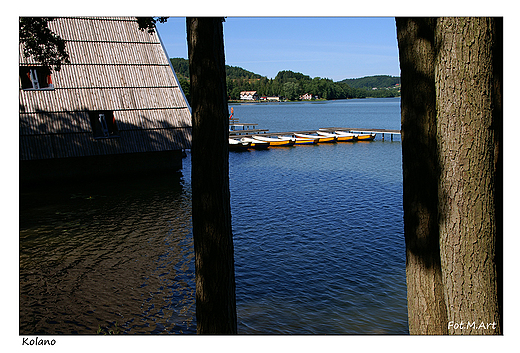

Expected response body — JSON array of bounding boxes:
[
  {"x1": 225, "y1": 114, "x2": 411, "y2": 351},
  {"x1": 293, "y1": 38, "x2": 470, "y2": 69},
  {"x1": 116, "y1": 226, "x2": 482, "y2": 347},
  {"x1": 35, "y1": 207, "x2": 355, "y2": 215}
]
[
  {"x1": 229, "y1": 126, "x2": 401, "y2": 141},
  {"x1": 229, "y1": 115, "x2": 400, "y2": 141},
  {"x1": 321, "y1": 128, "x2": 401, "y2": 141},
  {"x1": 229, "y1": 118, "x2": 269, "y2": 136}
]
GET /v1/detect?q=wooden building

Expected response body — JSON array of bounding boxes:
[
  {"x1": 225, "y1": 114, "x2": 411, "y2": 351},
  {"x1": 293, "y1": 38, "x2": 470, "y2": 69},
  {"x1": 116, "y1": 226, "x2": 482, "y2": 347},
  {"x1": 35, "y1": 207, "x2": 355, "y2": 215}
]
[
  {"x1": 19, "y1": 17, "x2": 192, "y2": 182},
  {"x1": 299, "y1": 93, "x2": 317, "y2": 100},
  {"x1": 239, "y1": 91, "x2": 259, "y2": 101}
]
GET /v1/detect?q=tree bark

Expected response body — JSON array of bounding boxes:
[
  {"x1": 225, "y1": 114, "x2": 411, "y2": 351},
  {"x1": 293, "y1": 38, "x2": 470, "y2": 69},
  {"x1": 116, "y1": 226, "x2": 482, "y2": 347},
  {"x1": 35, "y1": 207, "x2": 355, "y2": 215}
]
[
  {"x1": 435, "y1": 17, "x2": 502, "y2": 335},
  {"x1": 397, "y1": 17, "x2": 502, "y2": 335},
  {"x1": 187, "y1": 17, "x2": 237, "y2": 334},
  {"x1": 396, "y1": 17, "x2": 448, "y2": 335}
]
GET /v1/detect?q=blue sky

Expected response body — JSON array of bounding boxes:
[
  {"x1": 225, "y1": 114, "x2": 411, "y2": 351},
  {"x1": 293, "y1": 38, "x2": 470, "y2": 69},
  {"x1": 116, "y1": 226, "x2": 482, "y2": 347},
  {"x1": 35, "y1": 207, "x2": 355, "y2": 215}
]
[{"x1": 157, "y1": 17, "x2": 400, "y2": 81}]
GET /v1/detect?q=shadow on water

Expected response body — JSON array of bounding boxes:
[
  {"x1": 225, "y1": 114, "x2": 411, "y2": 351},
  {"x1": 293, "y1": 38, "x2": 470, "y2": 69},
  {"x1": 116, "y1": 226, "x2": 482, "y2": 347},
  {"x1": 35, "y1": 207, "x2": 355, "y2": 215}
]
[
  {"x1": 19, "y1": 171, "x2": 196, "y2": 334},
  {"x1": 20, "y1": 99, "x2": 408, "y2": 335}
]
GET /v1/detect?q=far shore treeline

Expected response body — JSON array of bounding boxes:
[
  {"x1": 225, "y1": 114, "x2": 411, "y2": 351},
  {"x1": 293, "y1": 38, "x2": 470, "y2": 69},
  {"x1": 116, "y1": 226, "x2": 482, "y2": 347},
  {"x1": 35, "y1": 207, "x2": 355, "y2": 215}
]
[{"x1": 170, "y1": 58, "x2": 400, "y2": 103}]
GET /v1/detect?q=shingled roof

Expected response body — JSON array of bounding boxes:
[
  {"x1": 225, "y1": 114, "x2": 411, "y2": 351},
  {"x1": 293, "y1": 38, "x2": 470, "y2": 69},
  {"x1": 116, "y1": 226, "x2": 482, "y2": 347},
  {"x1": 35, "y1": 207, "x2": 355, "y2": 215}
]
[{"x1": 19, "y1": 17, "x2": 192, "y2": 161}]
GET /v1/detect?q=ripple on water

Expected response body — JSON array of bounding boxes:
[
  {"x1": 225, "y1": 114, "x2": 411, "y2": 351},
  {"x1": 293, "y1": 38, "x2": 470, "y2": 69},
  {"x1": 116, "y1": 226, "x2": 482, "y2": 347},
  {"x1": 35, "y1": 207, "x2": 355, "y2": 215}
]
[
  {"x1": 230, "y1": 140, "x2": 407, "y2": 334},
  {"x1": 20, "y1": 99, "x2": 407, "y2": 335}
]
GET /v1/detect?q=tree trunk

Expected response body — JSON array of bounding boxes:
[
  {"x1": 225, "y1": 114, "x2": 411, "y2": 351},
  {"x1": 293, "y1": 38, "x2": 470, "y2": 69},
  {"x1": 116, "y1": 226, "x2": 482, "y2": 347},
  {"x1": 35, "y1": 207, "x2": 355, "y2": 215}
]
[
  {"x1": 187, "y1": 17, "x2": 237, "y2": 334},
  {"x1": 396, "y1": 17, "x2": 448, "y2": 335},
  {"x1": 397, "y1": 17, "x2": 502, "y2": 335},
  {"x1": 435, "y1": 17, "x2": 502, "y2": 335}
]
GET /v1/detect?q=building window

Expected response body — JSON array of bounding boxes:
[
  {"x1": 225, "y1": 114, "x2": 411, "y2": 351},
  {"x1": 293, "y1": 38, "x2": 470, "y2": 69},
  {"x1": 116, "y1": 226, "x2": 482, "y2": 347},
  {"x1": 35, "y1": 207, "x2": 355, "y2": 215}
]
[
  {"x1": 88, "y1": 111, "x2": 119, "y2": 139},
  {"x1": 19, "y1": 66, "x2": 54, "y2": 90}
]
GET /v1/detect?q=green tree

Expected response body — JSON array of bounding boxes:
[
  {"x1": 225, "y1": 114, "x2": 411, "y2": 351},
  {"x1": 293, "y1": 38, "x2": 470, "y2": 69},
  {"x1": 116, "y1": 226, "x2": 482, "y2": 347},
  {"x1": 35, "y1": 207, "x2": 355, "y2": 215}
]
[
  {"x1": 135, "y1": 17, "x2": 168, "y2": 33},
  {"x1": 177, "y1": 76, "x2": 191, "y2": 103},
  {"x1": 19, "y1": 17, "x2": 166, "y2": 72},
  {"x1": 170, "y1": 58, "x2": 190, "y2": 79},
  {"x1": 340, "y1": 75, "x2": 401, "y2": 89},
  {"x1": 21, "y1": 16, "x2": 238, "y2": 335},
  {"x1": 283, "y1": 81, "x2": 298, "y2": 100},
  {"x1": 19, "y1": 17, "x2": 70, "y2": 72}
]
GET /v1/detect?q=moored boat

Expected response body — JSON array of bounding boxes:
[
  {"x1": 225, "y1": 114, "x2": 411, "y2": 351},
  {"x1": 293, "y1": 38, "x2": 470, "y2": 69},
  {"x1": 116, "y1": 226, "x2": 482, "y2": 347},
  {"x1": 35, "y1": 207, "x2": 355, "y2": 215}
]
[
  {"x1": 294, "y1": 133, "x2": 336, "y2": 143},
  {"x1": 291, "y1": 136, "x2": 317, "y2": 145},
  {"x1": 333, "y1": 131, "x2": 358, "y2": 141},
  {"x1": 354, "y1": 133, "x2": 376, "y2": 141},
  {"x1": 240, "y1": 137, "x2": 270, "y2": 149},
  {"x1": 229, "y1": 138, "x2": 251, "y2": 151},
  {"x1": 253, "y1": 135, "x2": 295, "y2": 146},
  {"x1": 317, "y1": 131, "x2": 356, "y2": 142}
]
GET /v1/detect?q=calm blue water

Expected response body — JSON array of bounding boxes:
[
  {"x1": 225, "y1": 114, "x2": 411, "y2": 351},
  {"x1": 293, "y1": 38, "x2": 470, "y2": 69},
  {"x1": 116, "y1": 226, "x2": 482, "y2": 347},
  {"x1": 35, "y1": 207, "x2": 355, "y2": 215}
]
[
  {"x1": 19, "y1": 98, "x2": 407, "y2": 335},
  {"x1": 231, "y1": 97, "x2": 402, "y2": 133},
  {"x1": 228, "y1": 98, "x2": 407, "y2": 334}
]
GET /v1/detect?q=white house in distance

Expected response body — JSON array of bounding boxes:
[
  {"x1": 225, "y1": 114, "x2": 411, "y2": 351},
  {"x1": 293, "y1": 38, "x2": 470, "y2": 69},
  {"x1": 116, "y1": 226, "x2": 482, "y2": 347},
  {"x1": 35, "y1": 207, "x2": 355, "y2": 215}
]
[
  {"x1": 240, "y1": 91, "x2": 259, "y2": 100},
  {"x1": 260, "y1": 96, "x2": 281, "y2": 101},
  {"x1": 300, "y1": 93, "x2": 317, "y2": 100}
]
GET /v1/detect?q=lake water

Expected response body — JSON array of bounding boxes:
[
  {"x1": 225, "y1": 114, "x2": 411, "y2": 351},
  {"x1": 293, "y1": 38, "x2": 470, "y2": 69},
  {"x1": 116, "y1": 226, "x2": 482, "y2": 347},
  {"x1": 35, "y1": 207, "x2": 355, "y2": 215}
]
[{"x1": 19, "y1": 97, "x2": 408, "y2": 335}]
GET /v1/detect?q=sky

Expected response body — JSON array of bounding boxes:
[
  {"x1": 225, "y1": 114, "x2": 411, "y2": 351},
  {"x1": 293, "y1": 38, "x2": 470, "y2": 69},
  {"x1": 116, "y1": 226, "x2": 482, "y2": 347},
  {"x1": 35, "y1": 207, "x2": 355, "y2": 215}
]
[{"x1": 157, "y1": 17, "x2": 400, "y2": 81}]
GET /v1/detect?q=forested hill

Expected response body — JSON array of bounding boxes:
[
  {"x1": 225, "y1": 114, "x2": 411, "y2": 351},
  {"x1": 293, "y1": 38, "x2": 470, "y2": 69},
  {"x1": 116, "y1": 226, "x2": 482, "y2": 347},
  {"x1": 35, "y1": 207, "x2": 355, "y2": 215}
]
[
  {"x1": 339, "y1": 75, "x2": 401, "y2": 89},
  {"x1": 170, "y1": 58, "x2": 261, "y2": 80},
  {"x1": 169, "y1": 58, "x2": 190, "y2": 79},
  {"x1": 169, "y1": 57, "x2": 400, "y2": 101}
]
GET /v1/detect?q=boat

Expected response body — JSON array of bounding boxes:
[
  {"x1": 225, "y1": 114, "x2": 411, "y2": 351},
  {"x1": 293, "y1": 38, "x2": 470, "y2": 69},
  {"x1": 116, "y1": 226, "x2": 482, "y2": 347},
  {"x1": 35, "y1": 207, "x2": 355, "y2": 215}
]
[
  {"x1": 239, "y1": 137, "x2": 270, "y2": 150},
  {"x1": 252, "y1": 135, "x2": 295, "y2": 147},
  {"x1": 317, "y1": 130, "x2": 356, "y2": 142},
  {"x1": 294, "y1": 133, "x2": 337, "y2": 143},
  {"x1": 333, "y1": 131, "x2": 358, "y2": 141},
  {"x1": 229, "y1": 138, "x2": 251, "y2": 151},
  {"x1": 290, "y1": 136, "x2": 317, "y2": 145},
  {"x1": 352, "y1": 132, "x2": 376, "y2": 141}
]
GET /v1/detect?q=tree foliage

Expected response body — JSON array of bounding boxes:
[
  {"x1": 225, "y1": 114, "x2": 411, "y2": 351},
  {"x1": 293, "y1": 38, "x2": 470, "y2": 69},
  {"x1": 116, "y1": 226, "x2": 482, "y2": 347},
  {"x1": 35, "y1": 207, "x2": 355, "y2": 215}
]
[
  {"x1": 19, "y1": 17, "x2": 167, "y2": 72},
  {"x1": 226, "y1": 65, "x2": 262, "y2": 80},
  {"x1": 339, "y1": 75, "x2": 401, "y2": 89},
  {"x1": 19, "y1": 17, "x2": 70, "y2": 72},
  {"x1": 169, "y1": 58, "x2": 401, "y2": 101},
  {"x1": 136, "y1": 17, "x2": 168, "y2": 33},
  {"x1": 170, "y1": 57, "x2": 191, "y2": 79}
]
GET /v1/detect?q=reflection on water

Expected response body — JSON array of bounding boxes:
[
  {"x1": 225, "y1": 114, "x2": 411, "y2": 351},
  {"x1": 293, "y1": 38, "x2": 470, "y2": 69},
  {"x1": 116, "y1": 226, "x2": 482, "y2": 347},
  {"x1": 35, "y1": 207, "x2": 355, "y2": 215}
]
[
  {"x1": 20, "y1": 99, "x2": 408, "y2": 335},
  {"x1": 230, "y1": 140, "x2": 408, "y2": 334},
  {"x1": 19, "y1": 172, "x2": 195, "y2": 334}
]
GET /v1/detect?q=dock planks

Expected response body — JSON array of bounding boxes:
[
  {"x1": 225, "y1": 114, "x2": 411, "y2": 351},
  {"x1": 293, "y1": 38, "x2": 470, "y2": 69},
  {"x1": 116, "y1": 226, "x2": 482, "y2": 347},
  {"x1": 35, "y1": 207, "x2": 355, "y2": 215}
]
[{"x1": 229, "y1": 127, "x2": 400, "y2": 139}]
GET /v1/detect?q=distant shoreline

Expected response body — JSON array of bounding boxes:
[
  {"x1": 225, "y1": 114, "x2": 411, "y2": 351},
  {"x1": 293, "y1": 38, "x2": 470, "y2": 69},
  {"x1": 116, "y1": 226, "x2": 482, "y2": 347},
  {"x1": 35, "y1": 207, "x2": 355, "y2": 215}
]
[{"x1": 228, "y1": 96, "x2": 402, "y2": 104}]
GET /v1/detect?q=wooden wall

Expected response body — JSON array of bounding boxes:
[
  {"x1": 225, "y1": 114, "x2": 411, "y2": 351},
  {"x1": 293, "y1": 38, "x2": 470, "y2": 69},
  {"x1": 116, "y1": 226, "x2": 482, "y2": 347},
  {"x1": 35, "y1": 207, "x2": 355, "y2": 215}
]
[{"x1": 19, "y1": 17, "x2": 192, "y2": 161}]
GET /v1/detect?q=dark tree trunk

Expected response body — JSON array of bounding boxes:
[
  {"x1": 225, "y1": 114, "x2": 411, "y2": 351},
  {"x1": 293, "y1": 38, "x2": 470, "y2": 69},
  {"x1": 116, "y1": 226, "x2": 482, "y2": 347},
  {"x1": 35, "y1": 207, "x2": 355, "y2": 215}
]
[
  {"x1": 435, "y1": 17, "x2": 502, "y2": 335},
  {"x1": 397, "y1": 17, "x2": 502, "y2": 335},
  {"x1": 187, "y1": 17, "x2": 237, "y2": 334},
  {"x1": 396, "y1": 17, "x2": 448, "y2": 335}
]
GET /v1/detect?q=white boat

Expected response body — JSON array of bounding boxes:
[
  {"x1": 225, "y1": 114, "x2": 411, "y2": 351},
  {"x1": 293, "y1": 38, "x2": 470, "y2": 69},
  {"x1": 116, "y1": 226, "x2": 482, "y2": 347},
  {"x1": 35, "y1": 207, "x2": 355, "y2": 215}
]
[
  {"x1": 290, "y1": 136, "x2": 318, "y2": 145},
  {"x1": 351, "y1": 132, "x2": 376, "y2": 141},
  {"x1": 240, "y1": 137, "x2": 270, "y2": 149},
  {"x1": 317, "y1": 130, "x2": 356, "y2": 142},
  {"x1": 294, "y1": 133, "x2": 336, "y2": 143},
  {"x1": 333, "y1": 131, "x2": 358, "y2": 141},
  {"x1": 229, "y1": 138, "x2": 250, "y2": 151},
  {"x1": 252, "y1": 135, "x2": 295, "y2": 146}
]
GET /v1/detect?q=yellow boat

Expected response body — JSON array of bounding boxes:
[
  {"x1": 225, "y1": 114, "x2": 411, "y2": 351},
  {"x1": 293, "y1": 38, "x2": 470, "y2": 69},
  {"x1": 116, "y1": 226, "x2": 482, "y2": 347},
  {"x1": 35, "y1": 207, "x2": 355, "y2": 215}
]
[
  {"x1": 333, "y1": 131, "x2": 358, "y2": 141},
  {"x1": 291, "y1": 137, "x2": 317, "y2": 145},
  {"x1": 294, "y1": 133, "x2": 336, "y2": 143},
  {"x1": 354, "y1": 133, "x2": 376, "y2": 141},
  {"x1": 252, "y1": 135, "x2": 295, "y2": 147},
  {"x1": 317, "y1": 131, "x2": 356, "y2": 142},
  {"x1": 240, "y1": 137, "x2": 270, "y2": 149}
]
